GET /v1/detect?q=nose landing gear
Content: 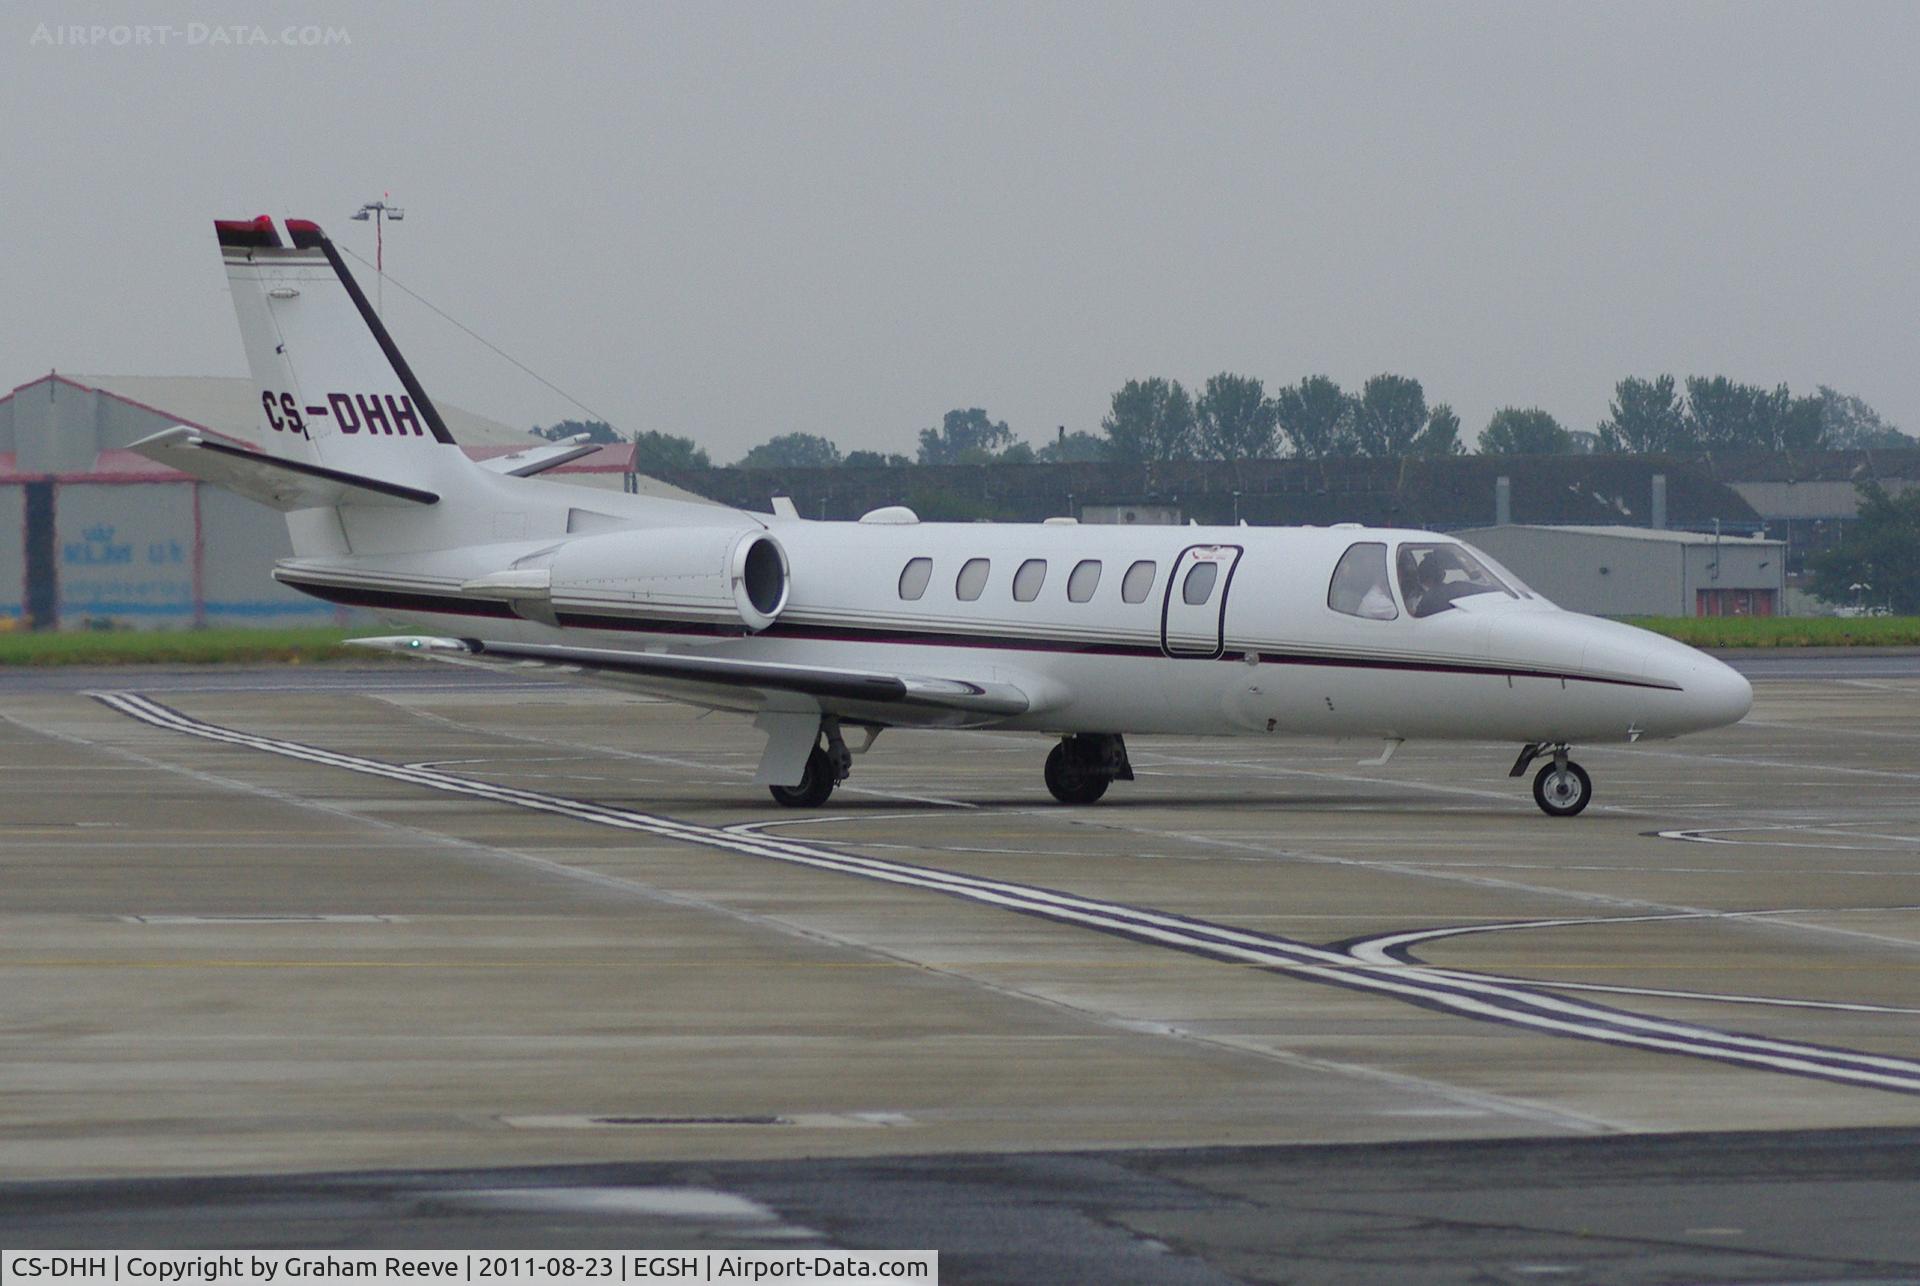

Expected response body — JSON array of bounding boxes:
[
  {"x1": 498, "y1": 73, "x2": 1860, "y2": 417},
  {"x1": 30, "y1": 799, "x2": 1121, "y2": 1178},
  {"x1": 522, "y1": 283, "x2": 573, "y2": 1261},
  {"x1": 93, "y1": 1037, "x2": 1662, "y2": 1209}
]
[
  {"x1": 1511, "y1": 742, "x2": 1592, "y2": 817},
  {"x1": 1532, "y1": 759, "x2": 1592, "y2": 817}
]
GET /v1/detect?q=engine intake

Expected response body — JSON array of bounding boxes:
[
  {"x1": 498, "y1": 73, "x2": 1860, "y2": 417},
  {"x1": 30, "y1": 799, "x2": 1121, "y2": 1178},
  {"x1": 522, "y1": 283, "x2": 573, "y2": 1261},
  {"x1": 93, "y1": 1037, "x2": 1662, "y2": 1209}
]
[
  {"x1": 731, "y1": 532, "x2": 790, "y2": 631},
  {"x1": 546, "y1": 526, "x2": 790, "y2": 633}
]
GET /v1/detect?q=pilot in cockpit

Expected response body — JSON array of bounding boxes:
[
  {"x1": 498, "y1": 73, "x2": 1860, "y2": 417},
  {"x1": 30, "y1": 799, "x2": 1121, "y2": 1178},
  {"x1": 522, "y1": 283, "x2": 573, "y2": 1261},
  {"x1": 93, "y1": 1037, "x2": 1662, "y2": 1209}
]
[
  {"x1": 1399, "y1": 543, "x2": 1516, "y2": 618},
  {"x1": 1412, "y1": 551, "x2": 1457, "y2": 617}
]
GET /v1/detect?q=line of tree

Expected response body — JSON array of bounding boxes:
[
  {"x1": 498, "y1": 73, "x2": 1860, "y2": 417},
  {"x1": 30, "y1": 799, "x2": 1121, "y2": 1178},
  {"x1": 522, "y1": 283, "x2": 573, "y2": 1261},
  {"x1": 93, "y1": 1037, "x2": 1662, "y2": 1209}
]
[
  {"x1": 534, "y1": 374, "x2": 1908, "y2": 471},
  {"x1": 1596, "y1": 377, "x2": 1910, "y2": 454},
  {"x1": 1808, "y1": 482, "x2": 1920, "y2": 614},
  {"x1": 535, "y1": 407, "x2": 1101, "y2": 470},
  {"x1": 1102, "y1": 373, "x2": 1465, "y2": 463},
  {"x1": 1094, "y1": 372, "x2": 1909, "y2": 461}
]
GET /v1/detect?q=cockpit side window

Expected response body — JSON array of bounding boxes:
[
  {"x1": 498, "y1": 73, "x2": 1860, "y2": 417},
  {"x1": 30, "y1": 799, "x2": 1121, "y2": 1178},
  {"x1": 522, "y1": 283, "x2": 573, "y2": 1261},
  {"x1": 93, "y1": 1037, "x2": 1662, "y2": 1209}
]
[
  {"x1": 1328, "y1": 542, "x2": 1397, "y2": 620},
  {"x1": 1396, "y1": 542, "x2": 1515, "y2": 618}
]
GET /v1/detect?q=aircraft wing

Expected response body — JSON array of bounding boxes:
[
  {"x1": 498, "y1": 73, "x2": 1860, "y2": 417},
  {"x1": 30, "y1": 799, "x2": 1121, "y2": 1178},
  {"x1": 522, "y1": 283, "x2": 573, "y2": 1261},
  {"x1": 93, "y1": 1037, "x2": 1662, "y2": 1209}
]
[
  {"x1": 129, "y1": 427, "x2": 438, "y2": 509},
  {"x1": 348, "y1": 635, "x2": 1034, "y2": 724}
]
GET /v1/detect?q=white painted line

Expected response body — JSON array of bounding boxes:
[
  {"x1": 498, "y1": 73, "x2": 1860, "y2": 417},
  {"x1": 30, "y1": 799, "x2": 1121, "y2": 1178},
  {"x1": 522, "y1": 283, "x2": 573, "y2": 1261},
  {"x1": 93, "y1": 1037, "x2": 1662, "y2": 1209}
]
[
  {"x1": 1345, "y1": 914, "x2": 1920, "y2": 1015},
  {"x1": 8, "y1": 704, "x2": 1578, "y2": 1130},
  {"x1": 93, "y1": 691, "x2": 1920, "y2": 1098}
]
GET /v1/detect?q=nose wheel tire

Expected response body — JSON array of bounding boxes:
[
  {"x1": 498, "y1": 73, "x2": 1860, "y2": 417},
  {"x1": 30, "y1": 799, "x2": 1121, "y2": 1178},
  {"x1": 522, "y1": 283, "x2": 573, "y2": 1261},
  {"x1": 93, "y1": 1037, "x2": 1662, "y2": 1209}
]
[
  {"x1": 1532, "y1": 760, "x2": 1592, "y2": 817},
  {"x1": 1045, "y1": 742, "x2": 1110, "y2": 805},
  {"x1": 769, "y1": 745, "x2": 836, "y2": 808}
]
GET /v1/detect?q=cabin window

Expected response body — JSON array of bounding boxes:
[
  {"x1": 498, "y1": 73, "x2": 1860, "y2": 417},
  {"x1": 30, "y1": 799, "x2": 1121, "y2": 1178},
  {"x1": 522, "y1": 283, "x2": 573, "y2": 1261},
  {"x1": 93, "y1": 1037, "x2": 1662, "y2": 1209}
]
[
  {"x1": 956, "y1": 557, "x2": 991, "y2": 601},
  {"x1": 898, "y1": 557, "x2": 933, "y2": 601},
  {"x1": 1121, "y1": 560, "x2": 1156, "y2": 604},
  {"x1": 1067, "y1": 559, "x2": 1102, "y2": 603},
  {"x1": 1395, "y1": 542, "x2": 1515, "y2": 618},
  {"x1": 1012, "y1": 559, "x2": 1048, "y2": 602},
  {"x1": 1328, "y1": 542, "x2": 1397, "y2": 620},
  {"x1": 1181, "y1": 560, "x2": 1219, "y2": 605}
]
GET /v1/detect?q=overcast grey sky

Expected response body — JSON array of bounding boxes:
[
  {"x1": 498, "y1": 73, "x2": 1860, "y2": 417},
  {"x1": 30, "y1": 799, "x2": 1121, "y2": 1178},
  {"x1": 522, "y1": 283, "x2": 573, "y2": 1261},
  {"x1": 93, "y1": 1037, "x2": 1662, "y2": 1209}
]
[{"x1": 5, "y1": 2, "x2": 1916, "y2": 459}]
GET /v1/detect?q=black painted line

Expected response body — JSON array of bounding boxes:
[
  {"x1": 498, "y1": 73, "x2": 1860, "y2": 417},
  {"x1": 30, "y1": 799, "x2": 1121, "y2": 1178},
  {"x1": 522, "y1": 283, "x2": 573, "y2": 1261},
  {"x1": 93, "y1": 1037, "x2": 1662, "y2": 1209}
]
[
  {"x1": 91, "y1": 691, "x2": 1920, "y2": 1095},
  {"x1": 1342, "y1": 916, "x2": 1920, "y2": 1015},
  {"x1": 314, "y1": 234, "x2": 457, "y2": 445},
  {"x1": 194, "y1": 440, "x2": 440, "y2": 505},
  {"x1": 98, "y1": 689, "x2": 1911, "y2": 1072}
]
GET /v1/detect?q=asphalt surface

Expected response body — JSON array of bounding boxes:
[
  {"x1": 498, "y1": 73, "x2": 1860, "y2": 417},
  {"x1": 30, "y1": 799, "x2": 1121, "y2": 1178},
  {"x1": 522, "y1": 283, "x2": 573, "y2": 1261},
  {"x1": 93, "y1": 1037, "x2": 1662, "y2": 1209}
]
[
  {"x1": 4, "y1": 655, "x2": 1920, "y2": 1281},
  {"x1": 7, "y1": 1130, "x2": 1920, "y2": 1282},
  {"x1": 1715, "y1": 648, "x2": 1920, "y2": 680}
]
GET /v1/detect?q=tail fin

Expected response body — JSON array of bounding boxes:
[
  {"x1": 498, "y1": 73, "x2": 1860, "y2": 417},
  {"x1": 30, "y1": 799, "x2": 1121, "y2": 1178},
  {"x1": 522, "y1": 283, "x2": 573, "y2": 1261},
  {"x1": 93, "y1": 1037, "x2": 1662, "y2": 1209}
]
[{"x1": 216, "y1": 214, "x2": 461, "y2": 484}]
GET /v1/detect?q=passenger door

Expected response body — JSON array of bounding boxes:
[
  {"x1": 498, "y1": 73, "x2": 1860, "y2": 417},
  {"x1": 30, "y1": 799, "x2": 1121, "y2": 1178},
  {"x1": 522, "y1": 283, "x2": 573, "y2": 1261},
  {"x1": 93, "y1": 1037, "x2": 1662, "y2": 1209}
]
[{"x1": 1161, "y1": 544, "x2": 1242, "y2": 658}]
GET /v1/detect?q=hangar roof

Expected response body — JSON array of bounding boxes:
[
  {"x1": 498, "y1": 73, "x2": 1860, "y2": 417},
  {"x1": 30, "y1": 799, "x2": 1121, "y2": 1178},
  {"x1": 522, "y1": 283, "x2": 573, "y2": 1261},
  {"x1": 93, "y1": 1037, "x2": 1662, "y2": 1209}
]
[{"x1": 1458, "y1": 524, "x2": 1781, "y2": 547}]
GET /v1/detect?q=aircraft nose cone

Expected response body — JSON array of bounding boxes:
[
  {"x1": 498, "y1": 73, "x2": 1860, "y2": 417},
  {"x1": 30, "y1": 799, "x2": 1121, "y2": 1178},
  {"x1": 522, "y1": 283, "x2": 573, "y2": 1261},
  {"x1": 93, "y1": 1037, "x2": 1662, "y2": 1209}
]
[{"x1": 1677, "y1": 652, "x2": 1753, "y2": 730}]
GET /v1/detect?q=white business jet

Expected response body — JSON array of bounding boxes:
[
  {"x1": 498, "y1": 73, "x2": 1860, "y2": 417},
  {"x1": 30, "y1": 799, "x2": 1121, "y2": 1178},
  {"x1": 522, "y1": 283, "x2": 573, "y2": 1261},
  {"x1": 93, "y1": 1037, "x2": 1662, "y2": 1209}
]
[{"x1": 131, "y1": 216, "x2": 1752, "y2": 817}]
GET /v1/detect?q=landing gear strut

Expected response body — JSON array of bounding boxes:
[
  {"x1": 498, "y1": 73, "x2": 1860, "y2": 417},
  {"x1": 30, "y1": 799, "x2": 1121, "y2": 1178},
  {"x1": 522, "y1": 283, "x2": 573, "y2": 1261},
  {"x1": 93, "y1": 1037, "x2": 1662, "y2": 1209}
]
[
  {"x1": 1511, "y1": 742, "x2": 1592, "y2": 817},
  {"x1": 1044, "y1": 733, "x2": 1133, "y2": 805},
  {"x1": 768, "y1": 720, "x2": 854, "y2": 809},
  {"x1": 769, "y1": 745, "x2": 836, "y2": 808}
]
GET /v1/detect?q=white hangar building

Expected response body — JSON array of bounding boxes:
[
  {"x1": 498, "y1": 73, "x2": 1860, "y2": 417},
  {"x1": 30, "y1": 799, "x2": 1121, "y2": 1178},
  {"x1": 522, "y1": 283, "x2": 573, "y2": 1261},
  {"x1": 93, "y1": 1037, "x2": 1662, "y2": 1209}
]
[{"x1": 1455, "y1": 524, "x2": 1788, "y2": 618}]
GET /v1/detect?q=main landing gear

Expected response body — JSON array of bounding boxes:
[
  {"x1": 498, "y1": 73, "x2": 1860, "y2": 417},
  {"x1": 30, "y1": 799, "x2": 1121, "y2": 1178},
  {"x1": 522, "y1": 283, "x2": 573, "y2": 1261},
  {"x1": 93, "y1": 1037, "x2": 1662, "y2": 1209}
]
[
  {"x1": 1511, "y1": 742, "x2": 1593, "y2": 817},
  {"x1": 768, "y1": 721, "x2": 854, "y2": 808},
  {"x1": 1044, "y1": 733, "x2": 1133, "y2": 805}
]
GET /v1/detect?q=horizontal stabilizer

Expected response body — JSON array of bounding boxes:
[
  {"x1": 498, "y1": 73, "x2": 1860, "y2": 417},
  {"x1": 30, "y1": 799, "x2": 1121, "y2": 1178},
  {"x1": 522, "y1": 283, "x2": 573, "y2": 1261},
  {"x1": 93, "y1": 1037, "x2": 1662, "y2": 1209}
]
[
  {"x1": 128, "y1": 427, "x2": 439, "y2": 510},
  {"x1": 348, "y1": 635, "x2": 1032, "y2": 718},
  {"x1": 477, "y1": 437, "x2": 602, "y2": 478}
]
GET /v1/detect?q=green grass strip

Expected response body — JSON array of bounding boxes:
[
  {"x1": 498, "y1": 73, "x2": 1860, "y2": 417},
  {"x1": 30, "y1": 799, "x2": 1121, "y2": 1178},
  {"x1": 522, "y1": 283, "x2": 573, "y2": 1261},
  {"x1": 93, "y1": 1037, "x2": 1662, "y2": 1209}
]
[
  {"x1": 1625, "y1": 616, "x2": 1920, "y2": 648},
  {"x1": 0, "y1": 627, "x2": 378, "y2": 667}
]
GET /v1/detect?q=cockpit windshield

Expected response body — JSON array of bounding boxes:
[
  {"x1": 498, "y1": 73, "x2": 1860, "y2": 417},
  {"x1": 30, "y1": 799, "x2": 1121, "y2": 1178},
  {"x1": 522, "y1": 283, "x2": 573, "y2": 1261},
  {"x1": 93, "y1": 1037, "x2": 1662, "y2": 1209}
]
[
  {"x1": 1396, "y1": 543, "x2": 1515, "y2": 618},
  {"x1": 1467, "y1": 547, "x2": 1542, "y2": 602}
]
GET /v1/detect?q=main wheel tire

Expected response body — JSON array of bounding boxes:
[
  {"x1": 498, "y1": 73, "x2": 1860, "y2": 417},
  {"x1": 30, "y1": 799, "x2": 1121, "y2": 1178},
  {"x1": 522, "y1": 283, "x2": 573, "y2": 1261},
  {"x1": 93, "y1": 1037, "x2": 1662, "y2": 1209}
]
[
  {"x1": 1044, "y1": 742, "x2": 1110, "y2": 805},
  {"x1": 1532, "y1": 759, "x2": 1592, "y2": 817},
  {"x1": 769, "y1": 745, "x2": 836, "y2": 808}
]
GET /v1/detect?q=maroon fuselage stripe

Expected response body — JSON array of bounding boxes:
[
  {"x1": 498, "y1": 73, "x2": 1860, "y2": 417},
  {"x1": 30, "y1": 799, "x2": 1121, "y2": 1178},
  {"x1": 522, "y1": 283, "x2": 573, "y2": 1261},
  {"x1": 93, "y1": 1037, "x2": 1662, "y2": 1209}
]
[
  {"x1": 280, "y1": 578, "x2": 1679, "y2": 692},
  {"x1": 287, "y1": 580, "x2": 519, "y2": 620}
]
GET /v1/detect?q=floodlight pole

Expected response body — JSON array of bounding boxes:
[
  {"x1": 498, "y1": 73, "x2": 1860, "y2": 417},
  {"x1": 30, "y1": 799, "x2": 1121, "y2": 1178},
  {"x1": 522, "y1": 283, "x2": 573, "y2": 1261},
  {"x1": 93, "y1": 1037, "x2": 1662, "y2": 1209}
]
[{"x1": 351, "y1": 194, "x2": 404, "y2": 316}]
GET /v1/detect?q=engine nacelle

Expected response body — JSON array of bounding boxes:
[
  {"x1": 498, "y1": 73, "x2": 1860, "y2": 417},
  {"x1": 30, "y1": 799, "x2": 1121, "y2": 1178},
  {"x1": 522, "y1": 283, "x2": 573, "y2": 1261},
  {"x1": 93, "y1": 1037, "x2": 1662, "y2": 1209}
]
[{"x1": 547, "y1": 525, "x2": 790, "y2": 632}]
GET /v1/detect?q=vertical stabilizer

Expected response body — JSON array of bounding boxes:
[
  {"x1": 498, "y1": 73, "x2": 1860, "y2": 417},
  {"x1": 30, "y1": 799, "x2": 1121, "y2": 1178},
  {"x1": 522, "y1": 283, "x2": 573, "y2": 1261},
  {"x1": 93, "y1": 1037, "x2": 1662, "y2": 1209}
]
[
  {"x1": 206, "y1": 214, "x2": 728, "y2": 562},
  {"x1": 217, "y1": 214, "x2": 462, "y2": 489}
]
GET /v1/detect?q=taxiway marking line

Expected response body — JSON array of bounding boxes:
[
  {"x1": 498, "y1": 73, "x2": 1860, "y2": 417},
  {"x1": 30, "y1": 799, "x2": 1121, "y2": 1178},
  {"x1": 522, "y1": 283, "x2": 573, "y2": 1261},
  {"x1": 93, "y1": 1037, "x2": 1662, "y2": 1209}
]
[
  {"x1": 1344, "y1": 913, "x2": 1920, "y2": 1014},
  {"x1": 7, "y1": 702, "x2": 1593, "y2": 1130},
  {"x1": 91, "y1": 690, "x2": 1920, "y2": 1098}
]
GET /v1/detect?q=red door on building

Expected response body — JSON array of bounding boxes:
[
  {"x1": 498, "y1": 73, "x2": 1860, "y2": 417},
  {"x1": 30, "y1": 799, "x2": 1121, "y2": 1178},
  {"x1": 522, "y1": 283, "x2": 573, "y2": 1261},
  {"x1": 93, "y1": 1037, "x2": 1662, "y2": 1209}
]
[{"x1": 1696, "y1": 589, "x2": 1775, "y2": 617}]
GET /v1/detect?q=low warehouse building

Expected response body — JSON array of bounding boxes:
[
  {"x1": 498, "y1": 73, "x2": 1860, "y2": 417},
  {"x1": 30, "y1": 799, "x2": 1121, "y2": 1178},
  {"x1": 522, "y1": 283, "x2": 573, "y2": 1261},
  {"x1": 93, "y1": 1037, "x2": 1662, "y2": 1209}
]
[
  {"x1": 0, "y1": 372, "x2": 657, "y2": 629},
  {"x1": 1455, "y1": 524, "x2": 1787, "y2": 618}
]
